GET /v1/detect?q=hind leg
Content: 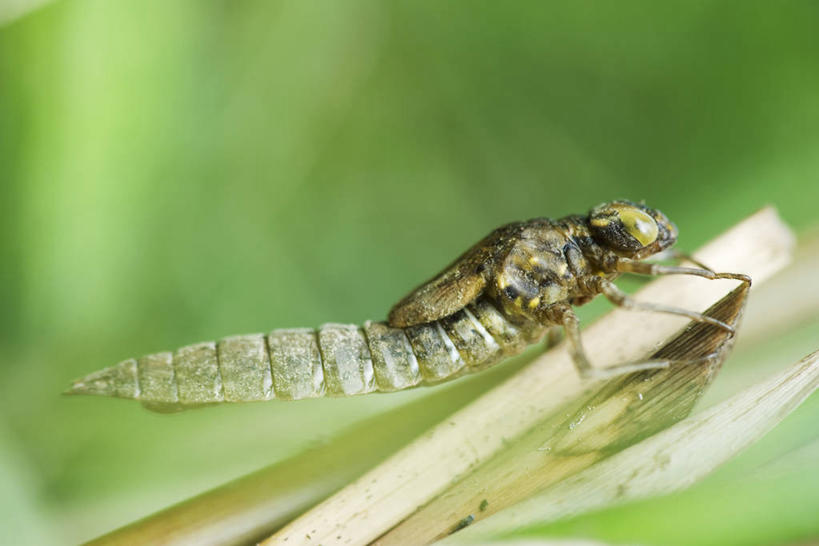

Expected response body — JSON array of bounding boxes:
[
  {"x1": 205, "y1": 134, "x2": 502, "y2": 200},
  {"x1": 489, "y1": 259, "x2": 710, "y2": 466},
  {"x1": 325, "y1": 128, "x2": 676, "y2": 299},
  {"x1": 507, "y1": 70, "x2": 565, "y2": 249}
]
[{"x1": 544, "y1": 304, "x2": 674, "y2": 380}]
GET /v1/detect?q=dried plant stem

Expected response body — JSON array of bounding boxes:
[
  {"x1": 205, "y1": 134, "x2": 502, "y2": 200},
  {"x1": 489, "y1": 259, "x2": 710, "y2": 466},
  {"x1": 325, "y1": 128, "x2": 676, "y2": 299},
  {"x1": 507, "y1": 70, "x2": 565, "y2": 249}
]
[
  {"x1": 444, "y1": 349, "x2": 819, "y2": 543},
  {"x1": 740, "y1": 231, "x2": 819, "y2": 343}
]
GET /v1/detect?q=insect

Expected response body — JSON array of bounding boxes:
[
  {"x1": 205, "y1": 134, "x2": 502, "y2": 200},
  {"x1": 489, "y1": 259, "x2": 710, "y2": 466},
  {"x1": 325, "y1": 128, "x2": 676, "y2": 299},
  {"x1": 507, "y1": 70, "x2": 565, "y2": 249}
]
[{"x1": 65, "y1": 200, "x2": 750, "y2": 412}]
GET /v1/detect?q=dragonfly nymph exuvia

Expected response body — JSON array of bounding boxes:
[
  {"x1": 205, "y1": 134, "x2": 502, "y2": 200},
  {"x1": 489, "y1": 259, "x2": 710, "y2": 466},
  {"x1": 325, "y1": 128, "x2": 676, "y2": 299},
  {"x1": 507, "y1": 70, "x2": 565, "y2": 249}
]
[{"x1": 66, "y1": 200, "x2": 750, "y2": 412}]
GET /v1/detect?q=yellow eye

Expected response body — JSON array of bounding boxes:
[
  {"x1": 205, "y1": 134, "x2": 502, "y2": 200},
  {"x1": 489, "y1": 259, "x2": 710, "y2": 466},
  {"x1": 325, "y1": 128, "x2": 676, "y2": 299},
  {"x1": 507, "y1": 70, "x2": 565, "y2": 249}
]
[{"x1": 616, "y1": 207, "x2": 658, "y2": 246}]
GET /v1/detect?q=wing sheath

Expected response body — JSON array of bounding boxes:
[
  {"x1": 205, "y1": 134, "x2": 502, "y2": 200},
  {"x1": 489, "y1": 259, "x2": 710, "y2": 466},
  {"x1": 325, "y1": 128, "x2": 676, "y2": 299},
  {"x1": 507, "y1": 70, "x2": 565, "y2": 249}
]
[{"x1": 388, "y1": 222, "x2": 524, "y2": 327}]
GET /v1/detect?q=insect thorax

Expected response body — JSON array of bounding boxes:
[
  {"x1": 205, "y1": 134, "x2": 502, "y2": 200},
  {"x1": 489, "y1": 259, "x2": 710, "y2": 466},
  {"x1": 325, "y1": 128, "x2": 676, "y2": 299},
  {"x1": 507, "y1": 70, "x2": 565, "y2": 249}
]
[{"x1": 485, "y1": 217, "x2": 612, "y2": 322}]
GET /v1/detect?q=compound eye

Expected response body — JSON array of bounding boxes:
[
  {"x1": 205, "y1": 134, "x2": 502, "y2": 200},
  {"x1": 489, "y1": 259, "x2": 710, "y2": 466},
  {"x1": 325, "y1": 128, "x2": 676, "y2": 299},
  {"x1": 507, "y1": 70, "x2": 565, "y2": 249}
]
[{"x1": 617, "y1": 207, "x2": 658, "y2": 246}]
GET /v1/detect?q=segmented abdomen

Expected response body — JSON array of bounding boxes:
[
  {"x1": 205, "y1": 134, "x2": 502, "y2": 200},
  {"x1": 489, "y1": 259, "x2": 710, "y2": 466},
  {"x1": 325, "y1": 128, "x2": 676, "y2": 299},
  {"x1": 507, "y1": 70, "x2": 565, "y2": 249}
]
[{"x1": 66, "y1": 298, "x2": 545, "y2": 412}]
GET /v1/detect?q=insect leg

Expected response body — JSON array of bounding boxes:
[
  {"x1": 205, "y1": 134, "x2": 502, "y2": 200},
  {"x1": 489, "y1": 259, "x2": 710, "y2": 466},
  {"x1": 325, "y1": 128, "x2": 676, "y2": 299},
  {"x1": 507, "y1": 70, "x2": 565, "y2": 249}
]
[
  {"x1": 649, "y1": 248, "x2": 713, "y2": 271},
  {"x1": 666, "y1": 249, "x2": 713, "y2": 271},
  {"x1": 595, "y1": 278, "x2": 736, "y2": 333},
  {"x1": 545, "y1": 325, "x2": 564, "y2": 350},
  {"x1": 615, "y1": 259, "x2": 751, "y2": 285},
  {"x1": 545, "y1": 304, "x2": 671, "y2": 380}
]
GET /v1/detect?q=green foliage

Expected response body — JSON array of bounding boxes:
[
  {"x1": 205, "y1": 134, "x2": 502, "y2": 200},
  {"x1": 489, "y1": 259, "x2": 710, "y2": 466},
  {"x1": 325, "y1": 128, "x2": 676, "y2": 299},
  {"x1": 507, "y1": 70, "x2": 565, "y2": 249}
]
[{"x1": 0, "y1": 1, "x2": 817, "y2": 543}]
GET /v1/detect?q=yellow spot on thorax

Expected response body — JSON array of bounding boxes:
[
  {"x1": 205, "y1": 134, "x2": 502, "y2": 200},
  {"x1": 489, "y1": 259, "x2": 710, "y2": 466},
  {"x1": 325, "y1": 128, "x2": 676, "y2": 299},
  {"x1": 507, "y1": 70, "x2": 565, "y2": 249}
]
[{"x1": 528, "y1": 296, "x2": 540, "y2": 309}]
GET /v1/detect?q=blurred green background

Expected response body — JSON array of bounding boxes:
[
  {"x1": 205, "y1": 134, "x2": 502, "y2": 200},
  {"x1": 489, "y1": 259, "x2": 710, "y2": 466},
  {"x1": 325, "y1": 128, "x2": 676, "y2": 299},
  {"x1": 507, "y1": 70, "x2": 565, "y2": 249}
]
[{"x1": 1, "y1": 1, "x2": 818, "y2": 544}]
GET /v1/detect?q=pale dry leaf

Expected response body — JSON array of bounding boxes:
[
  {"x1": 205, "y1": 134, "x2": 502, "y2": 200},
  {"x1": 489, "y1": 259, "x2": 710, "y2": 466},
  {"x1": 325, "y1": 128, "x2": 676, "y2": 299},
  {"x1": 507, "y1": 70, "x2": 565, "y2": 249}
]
[{"x1": 443, "y1": 350, "x2": 819, "y2": 543}]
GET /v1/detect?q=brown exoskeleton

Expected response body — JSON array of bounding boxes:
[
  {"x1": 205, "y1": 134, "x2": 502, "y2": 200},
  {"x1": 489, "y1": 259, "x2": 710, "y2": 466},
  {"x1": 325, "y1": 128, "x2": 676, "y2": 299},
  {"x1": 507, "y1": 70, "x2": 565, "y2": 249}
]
[
  {"x1": 389, "y1": 200, "x2": 750, "y2": 379},
  {"x1": 66, "y1": 200, "x2": 750, "y2": 411}
]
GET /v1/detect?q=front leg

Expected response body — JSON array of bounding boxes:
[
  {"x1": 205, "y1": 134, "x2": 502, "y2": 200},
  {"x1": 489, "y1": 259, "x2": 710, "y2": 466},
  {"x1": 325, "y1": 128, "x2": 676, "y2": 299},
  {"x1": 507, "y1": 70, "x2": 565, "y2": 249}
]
[
  {"x1": 615, "y1": 258, "x2": 751, "y2": 285},
  {"x1": 649, "y1": 248, "x2": 713, "y2": 271}
]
